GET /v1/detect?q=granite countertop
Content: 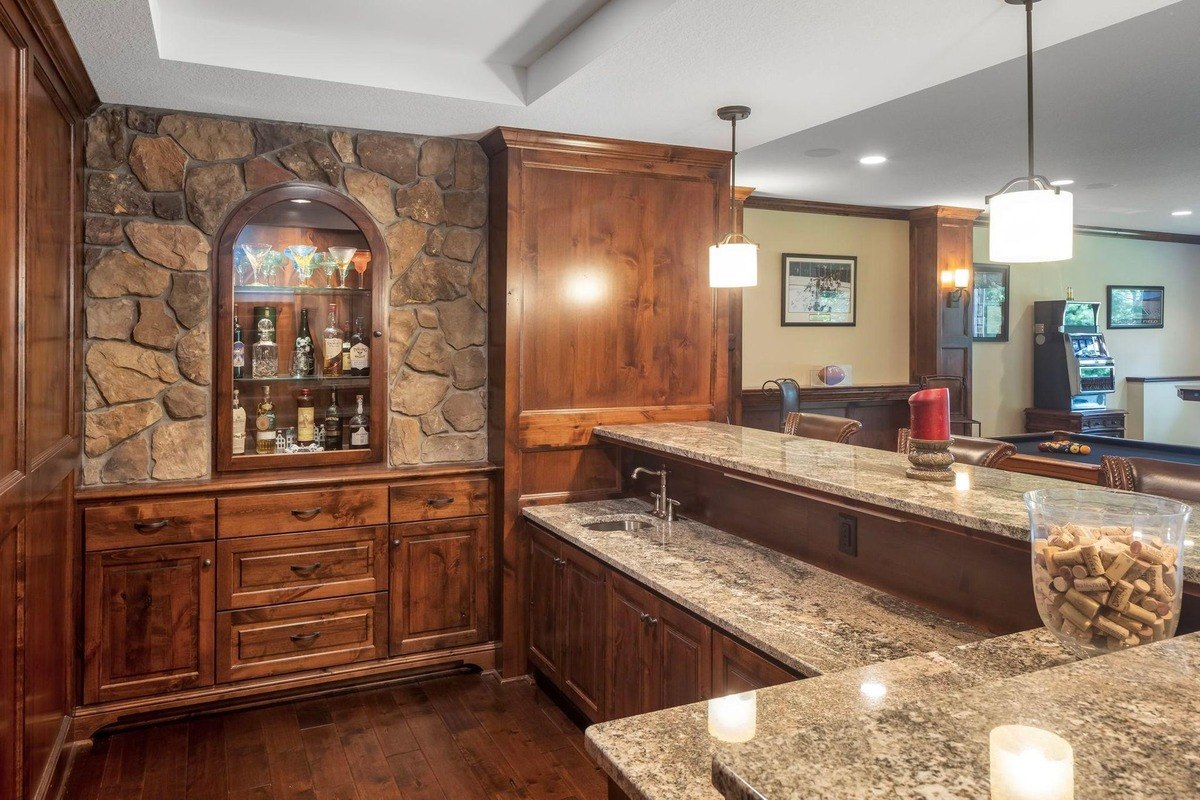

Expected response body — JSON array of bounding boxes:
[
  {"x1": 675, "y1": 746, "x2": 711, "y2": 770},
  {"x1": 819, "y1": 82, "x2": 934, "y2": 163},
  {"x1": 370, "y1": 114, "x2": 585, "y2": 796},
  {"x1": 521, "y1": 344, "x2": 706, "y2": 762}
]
[
  {"x1": 712, "y1": 632, "x2": 1200, "y2": 800},
  {"x1": 585, "y1": 628, "x2": 1076, "y2": 800},
  {"x1": 523, "y1": 498, "x2": 985, "y2": 678},
  {"x1": 593, "y1": 421, "x2": 1200, "y2": 584}
]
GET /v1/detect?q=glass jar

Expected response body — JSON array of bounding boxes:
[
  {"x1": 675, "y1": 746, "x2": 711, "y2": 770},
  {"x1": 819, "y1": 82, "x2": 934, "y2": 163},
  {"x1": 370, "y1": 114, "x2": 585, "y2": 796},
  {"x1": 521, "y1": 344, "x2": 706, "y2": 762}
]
[{"x1": 1027, "y1": 487, "x2": 1191, "y2": 659}]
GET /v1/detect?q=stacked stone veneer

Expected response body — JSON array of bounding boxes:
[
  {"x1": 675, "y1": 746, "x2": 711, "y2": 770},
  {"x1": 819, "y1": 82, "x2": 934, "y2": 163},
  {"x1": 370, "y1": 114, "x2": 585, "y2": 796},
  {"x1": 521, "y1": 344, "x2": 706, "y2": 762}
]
[{"x1": 82, "y1": 105, "x2": 489, "y2": 484}]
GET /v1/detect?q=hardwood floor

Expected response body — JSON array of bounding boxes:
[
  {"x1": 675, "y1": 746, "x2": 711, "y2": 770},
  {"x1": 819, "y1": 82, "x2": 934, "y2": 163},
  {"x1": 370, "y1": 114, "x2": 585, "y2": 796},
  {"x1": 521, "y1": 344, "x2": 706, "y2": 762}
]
[{"x1": 64, "y1": 673, "x2": 609, "y2": 800}]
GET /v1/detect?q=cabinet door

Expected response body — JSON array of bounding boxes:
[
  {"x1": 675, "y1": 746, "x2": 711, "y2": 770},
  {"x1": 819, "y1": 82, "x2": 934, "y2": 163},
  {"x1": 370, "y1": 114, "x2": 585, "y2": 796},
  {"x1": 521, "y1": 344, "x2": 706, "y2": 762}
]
[
  {"x1": 711, "y1": 631, "x2": 795, "y2": 696},
  {"x1": 527, "y1": 525, "x2": 562, "y2": 680},
  {"x1": 84, "y1": 543, "x2": 216, "y2": 703},
  {"x1": 390, "y1": 517, "x2": 489, "y2": 656},
  {"x1": 607, "y1": 573, "x2": 657, "y2": 720},
  {"x1": 656, "y1": 599, "x2": 711, "y2": 711},
  {"x1": 560, "y1": 543, "x2": 607, "y2": 721}
]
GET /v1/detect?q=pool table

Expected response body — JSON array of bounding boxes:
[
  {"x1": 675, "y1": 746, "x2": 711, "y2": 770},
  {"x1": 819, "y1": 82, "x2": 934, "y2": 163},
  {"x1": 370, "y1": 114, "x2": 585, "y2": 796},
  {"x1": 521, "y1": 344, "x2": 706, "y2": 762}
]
[{"x1": 996, "y1": 430, "x2": 1200, "y2": 484}]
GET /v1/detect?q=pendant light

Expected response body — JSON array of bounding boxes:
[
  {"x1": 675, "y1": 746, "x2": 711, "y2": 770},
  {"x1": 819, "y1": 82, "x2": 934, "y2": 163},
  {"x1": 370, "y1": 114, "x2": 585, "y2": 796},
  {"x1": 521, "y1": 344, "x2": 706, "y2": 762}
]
[
  {"x1": 709, "y1": 105, "x2": 758, "y2": 287},
  {"x1": 987, "y1": 0, "x2": 1073, "y2": 263}
]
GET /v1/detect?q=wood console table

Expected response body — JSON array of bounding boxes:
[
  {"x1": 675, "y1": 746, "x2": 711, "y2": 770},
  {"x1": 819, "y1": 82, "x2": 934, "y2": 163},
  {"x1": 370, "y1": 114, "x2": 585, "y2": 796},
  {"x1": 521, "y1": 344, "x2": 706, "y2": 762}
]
[
  {"x1": 1023, "y1": 407, "x2": 1127, "y2": 438},
  {"x1": 739, "y1": 383, "x2": 918, "y2": 451}
]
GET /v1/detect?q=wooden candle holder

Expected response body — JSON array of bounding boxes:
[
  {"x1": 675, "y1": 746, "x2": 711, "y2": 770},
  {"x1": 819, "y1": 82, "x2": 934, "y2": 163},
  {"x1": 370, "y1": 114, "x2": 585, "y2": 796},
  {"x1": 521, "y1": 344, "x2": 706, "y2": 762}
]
[{"x1": 906, "y1": 437, "x2": 955, "y2": 482}]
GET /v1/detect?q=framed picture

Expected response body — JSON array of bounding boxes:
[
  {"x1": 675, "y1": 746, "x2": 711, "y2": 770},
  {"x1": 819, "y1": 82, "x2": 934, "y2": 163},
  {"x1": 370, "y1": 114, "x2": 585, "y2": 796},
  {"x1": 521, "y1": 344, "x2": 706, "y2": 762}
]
[
  {"x1": 971, "y1": 263, "x2": 1010, "y2": 342},
  {"x1": 781, "y1": 253, "x2": 856, "y2": 326},
  {"x1": 1107, "y1": 285, "x2": 1165, "y2": 329}
]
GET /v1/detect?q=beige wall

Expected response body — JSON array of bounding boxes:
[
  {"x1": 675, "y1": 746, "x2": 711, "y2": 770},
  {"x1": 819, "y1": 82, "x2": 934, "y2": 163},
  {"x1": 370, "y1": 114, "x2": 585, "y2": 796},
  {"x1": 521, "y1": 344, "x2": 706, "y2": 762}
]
[
  {"x1": 741, "y1": 208, "x2": 910, "y2": 388},
  {"x1": 972, "y1": 227, "x2": 1200, "y2": 438}
]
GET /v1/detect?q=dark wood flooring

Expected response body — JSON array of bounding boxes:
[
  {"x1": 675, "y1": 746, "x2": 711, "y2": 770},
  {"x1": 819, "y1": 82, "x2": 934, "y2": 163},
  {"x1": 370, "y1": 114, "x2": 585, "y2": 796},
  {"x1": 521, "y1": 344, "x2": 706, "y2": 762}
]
[{"x1": 64, "y1": 673, "x2": 609, "y2": 800}]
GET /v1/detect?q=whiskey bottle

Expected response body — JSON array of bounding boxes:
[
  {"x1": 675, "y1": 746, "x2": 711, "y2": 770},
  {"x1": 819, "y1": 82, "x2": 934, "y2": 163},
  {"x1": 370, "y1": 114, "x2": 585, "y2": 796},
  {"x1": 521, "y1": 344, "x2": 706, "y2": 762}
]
[
  {"x1": 251, "y1": 318, "x2": 278, "y2": 378},
  {"x1": 296, "y1": 388, "x2": 316, "y2": 447},
  {"x1": 232, "y1": 388, "x2": 247, "y2": 455},
  {"x1": 255, "y1": 386, "x2": 276, "y2": 454},
  {"x1": 340, "y1": 322, "x2": 352, "y2": 374},
  {"x1": 323, "y1": 390, "x2": 341, "y2": 451},
  {"x1": 322, "y1": 304, "x2": 342, "y2": 376},
  {"x1": 233, "y1": 318, "x2": 245, "y2": 379},
  {"x1": 348, "y1": 394, "x2": 369, "y2": 449},
  {"x1": 293, "y1": 308, "x2": 315, "y2": 377},
  {"x1": 349, "y1": 317, "x2": 370, "y2": 377}
]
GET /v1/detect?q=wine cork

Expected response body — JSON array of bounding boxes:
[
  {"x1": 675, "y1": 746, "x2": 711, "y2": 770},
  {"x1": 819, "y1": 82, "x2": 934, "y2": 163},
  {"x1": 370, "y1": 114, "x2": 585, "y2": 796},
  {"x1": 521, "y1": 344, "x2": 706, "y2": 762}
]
[
  {"x1": 1051, "y1": 576, "x2": 1070, "y2": 593},
  {"x1": 1161, "y1": 544, "x2": 1178, "y2": 564},
  {"x1": 1093, "y1": 614, "x2": 1130, "y2": 639},
  {"x1": 1151, "y1": 618, "x2": 1166, "y2": 641},
  {"x1": 1146, "y1": 564, "x2": 1164, "y2": 595},
  {"x1": 1056, "y1": 548, "x2": 1085, "y2": 567},
  {"x1": 1130, "y1": 579, "x2": 1151, "y2": 603},
  {"x1": 1106, "y1": 580, "x2": 1134, "y2": 612},
  {"x1": 1073, "y1": 576, "x2": 1110, "y2": 594},
  {"x1": 1105, "y1": 551, "x2": 1136, "y2": 582},
  {"x1": 1080, "y1": 544, "x2": 1104, "y2": 577},
  {"x1": 1121, "y1": 602, "x2": 1157, "y2": 627},
  {"x1": 1059, "y1": 602, "x2": 1093, "y2": 631},
  {"x1": 1065, "y1": 587, "x2": 1101, "y2": 618},
  {"x1": 1069, "y1": 565, "x2": 1088, "y2": 579}
]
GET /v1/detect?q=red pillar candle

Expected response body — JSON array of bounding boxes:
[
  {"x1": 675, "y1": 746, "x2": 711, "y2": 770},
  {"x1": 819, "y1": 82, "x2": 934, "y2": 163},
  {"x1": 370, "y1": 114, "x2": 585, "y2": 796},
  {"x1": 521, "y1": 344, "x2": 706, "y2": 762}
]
[{"x1": 909, "y1": 388, "x2": 951, "y2": 441}]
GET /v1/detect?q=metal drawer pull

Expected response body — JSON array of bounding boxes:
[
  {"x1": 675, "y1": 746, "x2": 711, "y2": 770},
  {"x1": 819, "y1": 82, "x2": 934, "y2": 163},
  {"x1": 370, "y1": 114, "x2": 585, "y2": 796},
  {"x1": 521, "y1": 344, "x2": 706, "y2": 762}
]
[
  {"x1": 425, "y1": 496, "x2": 454, "y2": 508},
  {"x1": 290, "y1": 631, "x2": 322, "y2": 644},
  {"x1": 290, "y1": 507, "x2": 323, "y2": 520},
  {"x1": 289, "y1": 562, "x2": 323, "y2": 577},
  {"x1": 133, "y1": 519, "x2": 170, "y2": 532},
  {"x1": 553, "y1": 557, "x2": 566, "y2": 566},
  {"x1": 639, "y1": 613, "x2": 658, "y2": 625}
]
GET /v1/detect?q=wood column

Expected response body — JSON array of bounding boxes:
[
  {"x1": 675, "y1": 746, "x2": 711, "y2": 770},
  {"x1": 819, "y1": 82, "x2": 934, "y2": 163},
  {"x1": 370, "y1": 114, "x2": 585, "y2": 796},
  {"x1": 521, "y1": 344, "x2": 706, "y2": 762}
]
[
  {"x1": 908, "y1": 206, "x2": 982, "y2": 433},
  {"x1": 482, "y1": 128, "x2": 732, "y2": 679}
]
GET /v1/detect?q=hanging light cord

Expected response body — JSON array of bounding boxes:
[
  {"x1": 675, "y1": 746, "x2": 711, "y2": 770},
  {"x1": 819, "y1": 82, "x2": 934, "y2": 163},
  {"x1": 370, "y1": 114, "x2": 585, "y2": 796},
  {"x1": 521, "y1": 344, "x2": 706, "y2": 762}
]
[
  {"x1": 729, "y1": 115, "x2": 738, "y2": 235},
  {"x1": 1025, "y1": 0, "x2": 1035, "y2": 180}
]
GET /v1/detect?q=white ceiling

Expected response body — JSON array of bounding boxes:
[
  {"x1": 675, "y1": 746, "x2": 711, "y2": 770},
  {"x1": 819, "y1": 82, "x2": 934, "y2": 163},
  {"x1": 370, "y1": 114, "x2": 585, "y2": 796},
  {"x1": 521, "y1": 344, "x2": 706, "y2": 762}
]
[
  {"x1": 56, "y1": 0, "x2": 1194, "y2": 231},
  {"x1": 738, "y1": 1, "x2": 1200, "y2": 234}
]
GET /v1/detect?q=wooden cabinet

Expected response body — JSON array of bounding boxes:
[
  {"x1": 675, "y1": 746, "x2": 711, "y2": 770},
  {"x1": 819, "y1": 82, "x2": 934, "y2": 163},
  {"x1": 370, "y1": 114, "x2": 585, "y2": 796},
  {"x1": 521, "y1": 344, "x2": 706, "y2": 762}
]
[
  {"x1": 85, "y1": 497, "x2": 216, "y2": 550},
  {"x1": 83, "y1": 543, "x2": 216, "y2": 703},
  {"x1": 608, "y1": 573, "x2": 710, "y2": 718},
  {"x1": 217, "y1": 485, "x2": 388, "y2": 537},
  {"x1": 527, "y1": 525, "x2": 608, "y2": 720},
  {"x1": 1024, "y1": 407, "x2": 1127, "y2": 438},
  {"x1": 389, "y1": 517, "x2": 490, "y2": 656},
  {"x1": 712, "y1": 631, "x2": 795, "y2": 696},
  {"x1": 390, "y1": 477, "x2": 490, "y2": 522}
]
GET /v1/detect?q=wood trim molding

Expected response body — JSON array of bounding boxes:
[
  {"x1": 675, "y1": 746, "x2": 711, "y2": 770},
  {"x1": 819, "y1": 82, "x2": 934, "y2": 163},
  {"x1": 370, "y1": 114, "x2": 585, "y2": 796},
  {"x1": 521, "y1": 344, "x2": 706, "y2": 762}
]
[
  {"x1": 741, "y1": 384, "x2": 919, "y2": 404},
  {"x1": 743, "y1": 195, "x2": 911, "y2": 221},
  {"x1": 13, "y1": 0, "x2": 98, "y2": 116},
  {"x1": 1126, "y1": 375, "x2": 1200, "y2": 383},
  {"x1": 517, "y1": 405, "x2": 717, "y2": 450},
  {"x1": 479, "y1": 126, "x2": 731, "y2": 167},
  {"x1": 909, "y1": 205, "x2": 983, "y2": 223}
]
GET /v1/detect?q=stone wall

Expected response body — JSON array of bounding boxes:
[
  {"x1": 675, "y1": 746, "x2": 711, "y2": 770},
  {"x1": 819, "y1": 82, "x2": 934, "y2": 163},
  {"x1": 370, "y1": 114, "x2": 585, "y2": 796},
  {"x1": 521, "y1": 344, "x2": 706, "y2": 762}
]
[{"x1": 82, "y1": 105, "x2": 489, "y2": 484}]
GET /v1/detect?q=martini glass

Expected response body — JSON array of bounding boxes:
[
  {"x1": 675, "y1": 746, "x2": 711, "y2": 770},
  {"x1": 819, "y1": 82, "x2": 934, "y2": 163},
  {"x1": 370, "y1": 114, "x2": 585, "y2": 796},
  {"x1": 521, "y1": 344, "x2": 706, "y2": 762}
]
[
  {"x1": 352, "y1": 252, "x2": 372, "y2": 289},
  {"x1": 286, "y1": 245, "x2": 317, "y2": 288},
  {"x1": 259, "y1": 250, "x2": 283, "y2": 287},
  {"x1": 328, "y1": 247, "x2": 357, "y2": 289},
  {"x1": 240, "y1": 243, "x2": 273, "y2": 286},
  {"x1": 312, "y1": 252, "x2": 335, "y2": 287}
]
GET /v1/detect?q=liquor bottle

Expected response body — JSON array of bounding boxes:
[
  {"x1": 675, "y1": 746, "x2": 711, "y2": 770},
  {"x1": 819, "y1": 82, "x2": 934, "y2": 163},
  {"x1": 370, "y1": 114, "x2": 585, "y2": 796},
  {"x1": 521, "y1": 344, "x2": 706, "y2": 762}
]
[
  {"x1": 293, "y1": 308, "x2": 315, "y2": 377},
  {"x1": 255, "y1": 387, "x2": 276, "y2": 454},
  {"x1": 340, "y1": 322, "x2": 352, "y2": 374},
  {"x1": 349, "y1": 317, "x2": 370, "y2": 377},
  {"x1": 322, "y1": 304, "x2": 342, "y2": 376},
  {"x1": 323, "y1": 390, "x2": 341, "y2": 451},
  {"x1": 232, "y1": 319, "x2": 245, "y2": 379},
  {"x1": 231, "y1": 388, "x2": 247, "y2": 455},
  {"x1": 348, "y1": 394, "x2": 369, "y2": 449},
  {"x1": 251, "y1": 318, "x2": 278, "y2": 378},
  {"x1": 296, "y1": 388, "x2": 315, "y2": 447}
]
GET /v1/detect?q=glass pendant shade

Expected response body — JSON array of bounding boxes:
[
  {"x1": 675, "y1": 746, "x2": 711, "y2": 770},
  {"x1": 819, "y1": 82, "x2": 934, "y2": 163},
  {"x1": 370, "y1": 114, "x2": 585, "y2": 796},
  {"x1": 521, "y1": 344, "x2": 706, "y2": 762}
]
[
  {"x1": 709, "y1": 236, "x2": 758, "y2": 288},
  {"x1": 988, "y1": 187, "x2": 1073, "y2": 263}
]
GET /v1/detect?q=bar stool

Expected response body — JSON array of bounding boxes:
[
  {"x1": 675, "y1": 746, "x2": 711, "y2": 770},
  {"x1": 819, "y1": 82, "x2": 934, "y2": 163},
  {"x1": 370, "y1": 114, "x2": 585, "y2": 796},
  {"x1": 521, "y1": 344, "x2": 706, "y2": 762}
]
[
  {"x1": 918, "y1": 375, "x2": 981, "y2": 437},
  {"x1": 897, "y1": 428, "x2": 1016, "y2": 468},
  {"x1": 1101, "y1": 456, "x2": 1200, "y2": 505},
  {"x1": 784, "y1": 412, "x2": 862, "y2": 444}
]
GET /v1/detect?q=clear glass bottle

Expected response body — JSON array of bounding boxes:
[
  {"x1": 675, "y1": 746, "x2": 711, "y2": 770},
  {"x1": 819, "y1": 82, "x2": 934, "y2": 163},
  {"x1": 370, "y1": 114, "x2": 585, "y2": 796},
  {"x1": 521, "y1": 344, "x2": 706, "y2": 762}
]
[
  {"x1": 348, "y1": 394, "x2": 369, "y2": 449},
  {"x1": 233, "y1": 318, "x2": 245, "y2": 379},
  {"x1": 349, "y1": 316, "x2": 370, "y2": 377},
  {"x1": 323, "y1": 390, "x2": 341, "y2": 451},
  {"x1": 323, "y1": 304, "x2": 342, "y2": 376},
  {"x1": 231, "y1": 388, "x2": 247, "y2": 455},
  {"x1": 255, "y1": 386, "x2": 276, "y2": 454},
  {"x1": 296, "y1": 388, "x2": 316, "y2": 447},
  {"x1": 251, "y1": 318, "x2": 278, "y2": 378}
]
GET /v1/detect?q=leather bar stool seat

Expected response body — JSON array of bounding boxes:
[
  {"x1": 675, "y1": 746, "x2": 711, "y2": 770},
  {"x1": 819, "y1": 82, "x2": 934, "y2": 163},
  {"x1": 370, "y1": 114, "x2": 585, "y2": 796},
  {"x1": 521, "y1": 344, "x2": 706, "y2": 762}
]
[
  {"x1": 897, "y1": 428, "x2": 1016, "y2": 468},
  {"x1": 1102, "y1": 456, "x2": 1200, "y2": 506},
  {"x1": 784, "y1": 412, "x2": 862, "y2": 444}
]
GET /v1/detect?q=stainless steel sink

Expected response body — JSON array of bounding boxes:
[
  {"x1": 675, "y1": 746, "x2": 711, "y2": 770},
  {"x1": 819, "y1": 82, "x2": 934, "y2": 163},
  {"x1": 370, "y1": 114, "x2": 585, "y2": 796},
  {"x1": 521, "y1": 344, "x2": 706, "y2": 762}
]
[{"x1": 581, "y1": 518, "x2": 655, "y2": 532}]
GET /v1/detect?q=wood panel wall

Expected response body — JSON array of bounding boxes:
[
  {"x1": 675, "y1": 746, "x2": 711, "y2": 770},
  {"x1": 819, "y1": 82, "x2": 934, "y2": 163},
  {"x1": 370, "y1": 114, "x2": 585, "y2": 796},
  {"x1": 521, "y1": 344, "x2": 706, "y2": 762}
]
[
  {"x1": 0, "y1": 1, "x2": 95, "y2": 797},
  {"x1": 482, "y1": 128, "x2": 732, "y2": 678}
]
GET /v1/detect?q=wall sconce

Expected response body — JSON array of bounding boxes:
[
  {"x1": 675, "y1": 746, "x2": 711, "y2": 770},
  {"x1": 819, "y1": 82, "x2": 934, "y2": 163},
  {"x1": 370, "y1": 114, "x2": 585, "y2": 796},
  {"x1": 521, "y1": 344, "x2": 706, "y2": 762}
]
[{"x1": 941, "y1": 267, "x2": 971, "y2": 307}]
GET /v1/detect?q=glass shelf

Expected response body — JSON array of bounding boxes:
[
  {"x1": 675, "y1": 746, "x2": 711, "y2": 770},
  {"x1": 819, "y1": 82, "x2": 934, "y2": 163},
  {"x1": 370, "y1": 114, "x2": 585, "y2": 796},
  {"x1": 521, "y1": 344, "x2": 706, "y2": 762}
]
[
  {"x1": 235, "y1": 375, "x2": 371, "y2": 389},
  {"x1": 233, "y1": 285, "x2": 371, "y2": 296}
]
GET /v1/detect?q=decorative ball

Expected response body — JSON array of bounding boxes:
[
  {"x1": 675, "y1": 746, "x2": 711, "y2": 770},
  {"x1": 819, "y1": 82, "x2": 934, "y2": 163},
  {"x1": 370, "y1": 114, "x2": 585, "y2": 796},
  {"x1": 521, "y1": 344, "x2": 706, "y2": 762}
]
[{"x1": 818, "y1": 365, "x2": 846, "y2": 386}]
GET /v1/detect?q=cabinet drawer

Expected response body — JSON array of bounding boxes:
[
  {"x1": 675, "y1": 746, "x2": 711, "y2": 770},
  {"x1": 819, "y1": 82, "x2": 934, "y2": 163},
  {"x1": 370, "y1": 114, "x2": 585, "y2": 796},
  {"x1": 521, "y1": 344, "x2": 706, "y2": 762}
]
[
  {"x1": 217, "y1": 486, "x2": 388, "y2": 537},
  {"x1": 216, "y1": 594, "x2": 387, "y2": 683},
  {"x1": 85, "y1": 498, "x2": 215, "y2": 551},
  {"x1": 390, "y1": 477, "x2": 489, "y2": 523},
  {"x1": 217, "y1": 527, "x2": 388, "y2": 610}
]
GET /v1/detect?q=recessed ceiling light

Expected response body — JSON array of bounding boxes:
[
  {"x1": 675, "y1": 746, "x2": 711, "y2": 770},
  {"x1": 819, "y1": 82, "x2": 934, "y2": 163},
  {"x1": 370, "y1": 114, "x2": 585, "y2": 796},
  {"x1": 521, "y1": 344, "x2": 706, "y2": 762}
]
[
  {"x1": 1171, "y1": 210, "x2": 1193, "y2": 217},
  {"x1": 859, "y1": 155, "x2": 887, "y2": 165},
  {"x1": 804, "y1": 148, "x2": 840, "y2": 158},
  {"x1": 290, "y1": 198, "x2": 312, "y2": 204},
  {"x1": 1049, "y1": 179, "x2": 1074, "y2": 187}
]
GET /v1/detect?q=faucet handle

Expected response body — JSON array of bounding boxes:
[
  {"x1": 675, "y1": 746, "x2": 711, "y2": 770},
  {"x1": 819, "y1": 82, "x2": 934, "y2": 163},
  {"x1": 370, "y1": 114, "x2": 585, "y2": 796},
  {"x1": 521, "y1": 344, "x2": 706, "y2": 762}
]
[{"x1": 665, "y1": 498, "x2": 681, "y2": 521}]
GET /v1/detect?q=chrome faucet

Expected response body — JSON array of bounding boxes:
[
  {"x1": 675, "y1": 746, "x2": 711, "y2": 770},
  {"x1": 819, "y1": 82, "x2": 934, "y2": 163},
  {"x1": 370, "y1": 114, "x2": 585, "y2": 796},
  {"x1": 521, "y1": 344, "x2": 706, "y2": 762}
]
[{"x1": 630, "y1": 466, "x2": 680, "y2": 521}]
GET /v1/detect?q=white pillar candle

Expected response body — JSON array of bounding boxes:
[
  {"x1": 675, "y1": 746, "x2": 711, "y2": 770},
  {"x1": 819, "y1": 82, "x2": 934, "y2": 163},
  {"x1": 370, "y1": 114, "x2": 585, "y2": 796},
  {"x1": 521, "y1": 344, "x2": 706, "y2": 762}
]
[
  {"x1": 956, "y1": 470, "x2": 972, "y2": 491},
  {"x1": 707, "y1": 691, "x2": 756, "y2": 743},
  {"x1": 990, "y1": 725, "x2": 1074, "y2": 800}
]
